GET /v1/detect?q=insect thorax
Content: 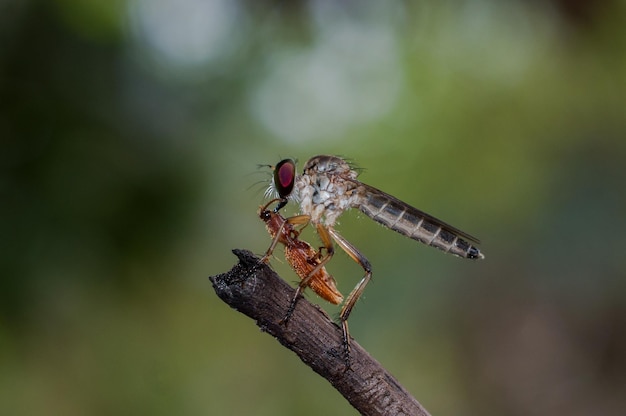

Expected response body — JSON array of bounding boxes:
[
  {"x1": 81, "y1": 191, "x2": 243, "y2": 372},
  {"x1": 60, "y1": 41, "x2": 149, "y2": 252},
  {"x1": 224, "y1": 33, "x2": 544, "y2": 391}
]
[{"x1": 295, "y1": 169, "x2": 361, "y2": 226}]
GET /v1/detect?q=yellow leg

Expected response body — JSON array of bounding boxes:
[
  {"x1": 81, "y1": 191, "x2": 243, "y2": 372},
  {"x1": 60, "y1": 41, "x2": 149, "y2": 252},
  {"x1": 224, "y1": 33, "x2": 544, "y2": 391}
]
[{"x1": 327, "y1": 226, "x2": 372, "y2": 368}]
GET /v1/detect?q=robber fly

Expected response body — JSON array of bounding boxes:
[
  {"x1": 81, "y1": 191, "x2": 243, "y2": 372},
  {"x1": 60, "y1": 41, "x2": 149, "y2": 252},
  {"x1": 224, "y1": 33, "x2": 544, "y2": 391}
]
[
  {"x1": 259, "y1": 198, "x2": 343, "y2": 322},
  {"x1": 265, "y1": 155, "x2": 484, "y2": 366}
]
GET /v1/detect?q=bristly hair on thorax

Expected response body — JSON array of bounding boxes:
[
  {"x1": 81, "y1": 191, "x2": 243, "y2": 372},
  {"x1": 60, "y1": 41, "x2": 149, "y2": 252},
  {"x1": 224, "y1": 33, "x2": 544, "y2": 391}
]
[{"x1": 336, "y1": 155, "x2": 365, "y2": 177}]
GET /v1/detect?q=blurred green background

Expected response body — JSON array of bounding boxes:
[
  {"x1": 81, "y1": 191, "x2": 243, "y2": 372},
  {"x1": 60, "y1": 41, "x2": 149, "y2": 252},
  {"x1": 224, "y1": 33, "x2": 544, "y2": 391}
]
[{"x1": 2, "y1": 0, "x2": 625, "y2": 415}]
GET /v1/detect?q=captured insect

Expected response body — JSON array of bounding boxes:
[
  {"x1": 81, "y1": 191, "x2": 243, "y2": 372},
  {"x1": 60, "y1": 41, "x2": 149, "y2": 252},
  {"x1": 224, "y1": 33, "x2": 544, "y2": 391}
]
[
  {"x1": 259, "y1": 198, "x2": 343, "y2": 320},
  {"x1": 263, "y1": 155, "x2": 484, "y2": 366}
]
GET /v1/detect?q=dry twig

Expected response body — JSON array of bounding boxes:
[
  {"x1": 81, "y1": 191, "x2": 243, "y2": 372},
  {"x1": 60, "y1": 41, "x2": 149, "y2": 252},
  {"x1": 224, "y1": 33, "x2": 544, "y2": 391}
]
[{"x1": 209, "y1": 249, "x2": 431, "y2": 416}]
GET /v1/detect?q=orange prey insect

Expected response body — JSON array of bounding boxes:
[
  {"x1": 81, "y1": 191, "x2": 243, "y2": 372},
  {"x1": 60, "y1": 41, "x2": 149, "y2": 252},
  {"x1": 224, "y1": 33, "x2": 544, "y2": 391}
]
[{"x1": 259, "y1": 198, "x2": 343, "y2": 324}]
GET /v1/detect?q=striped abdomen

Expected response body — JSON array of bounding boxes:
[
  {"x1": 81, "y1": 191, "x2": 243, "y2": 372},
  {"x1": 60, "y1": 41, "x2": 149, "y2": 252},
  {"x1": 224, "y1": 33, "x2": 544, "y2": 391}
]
[{"x1": 357, "y1": 184, "x2": 484, "y2": 260}]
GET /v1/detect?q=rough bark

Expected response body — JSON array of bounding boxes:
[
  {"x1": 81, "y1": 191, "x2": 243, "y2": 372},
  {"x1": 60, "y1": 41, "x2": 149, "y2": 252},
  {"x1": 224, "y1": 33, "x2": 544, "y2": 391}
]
[{"x1": 209, "y1": 249, "x2": 431, "y2": 416}]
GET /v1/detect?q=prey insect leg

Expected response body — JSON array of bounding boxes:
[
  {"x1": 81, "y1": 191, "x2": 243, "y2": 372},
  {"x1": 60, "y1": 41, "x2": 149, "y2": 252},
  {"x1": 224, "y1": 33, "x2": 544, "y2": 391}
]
[
  {"x1": 281, "y1": 221, "x2": 334, "y2": 325},
  {"x1": 259, "y1": 198, "x2": 307, "y2": 262}
]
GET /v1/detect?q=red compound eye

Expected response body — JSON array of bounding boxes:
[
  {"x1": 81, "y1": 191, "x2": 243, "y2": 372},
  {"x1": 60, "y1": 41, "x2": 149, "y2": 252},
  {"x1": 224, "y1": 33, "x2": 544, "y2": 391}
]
[{"x1": 274, "y1": 159, "x2": 295, "y2": 199}]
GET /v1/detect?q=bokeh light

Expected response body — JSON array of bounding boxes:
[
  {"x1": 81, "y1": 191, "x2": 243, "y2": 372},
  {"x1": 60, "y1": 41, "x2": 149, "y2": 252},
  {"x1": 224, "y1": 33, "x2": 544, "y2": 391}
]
[{"x1": 1, "y1": 0, "x2": 625, "y2": 415}]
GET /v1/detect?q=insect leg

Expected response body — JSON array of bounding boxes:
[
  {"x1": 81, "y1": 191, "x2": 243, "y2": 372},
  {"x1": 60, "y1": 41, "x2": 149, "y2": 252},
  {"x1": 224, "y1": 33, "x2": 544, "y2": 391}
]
[
  {"x1": 327, "y1": 227, "x2": 372, "y2": 367},
  {"x1": 281, "y1": 222, "x2": 334, "y2": 325},
  {"x1": 285, "y1": 214, "x2": 311, "y2": 238},
  {"x1": 259, "y1": 201, "x2": 309, "y2": 263},
  {"x1": 259, "y1": 199, "x2": 285, "y2": 263},
  {"x1": 260, "y1": 221, "x2": 285, "y2": 263}
]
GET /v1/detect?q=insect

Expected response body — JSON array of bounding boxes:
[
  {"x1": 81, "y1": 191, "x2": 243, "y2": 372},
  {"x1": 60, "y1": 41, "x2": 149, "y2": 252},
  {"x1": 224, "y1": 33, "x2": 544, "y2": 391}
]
[
  {"x1": 265, "y1": 155, "x2": 484, "y2": 366},
  {"x1": 259, "y1": 198, "x2": 343, "y2": 323}
]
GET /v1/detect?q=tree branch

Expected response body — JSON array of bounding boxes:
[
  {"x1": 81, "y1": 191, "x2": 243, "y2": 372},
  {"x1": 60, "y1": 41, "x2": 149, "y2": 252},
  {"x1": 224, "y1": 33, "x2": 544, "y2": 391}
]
[{"x1": 209, "y1": 249, "x2": 431, "y2": 416}]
